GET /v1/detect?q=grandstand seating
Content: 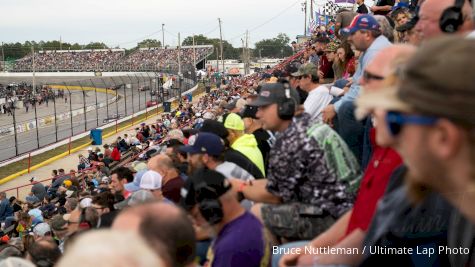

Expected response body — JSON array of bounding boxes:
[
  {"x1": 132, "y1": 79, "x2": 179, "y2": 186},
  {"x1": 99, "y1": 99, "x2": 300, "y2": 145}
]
[{"x1": 11, "y1": 45, "x2": 213, "y2": 72}]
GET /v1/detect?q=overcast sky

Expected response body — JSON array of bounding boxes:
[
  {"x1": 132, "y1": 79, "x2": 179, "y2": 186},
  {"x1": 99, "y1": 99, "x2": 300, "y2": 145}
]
[{"x1": 0, "y1": 0, "x2": 320, "y2": 49}]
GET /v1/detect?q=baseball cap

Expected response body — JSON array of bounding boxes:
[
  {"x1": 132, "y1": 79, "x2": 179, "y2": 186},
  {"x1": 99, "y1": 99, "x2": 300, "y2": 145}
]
[
  {"x1": 224, "y1": 113, "x2": 245, "y2": 131},
  {"x1": 28, "y1": 208, "x2": 43, "y2": 222},
  {"x1": 291, "y1": 62, "x2": 318, "y2": 77},
  {"x1": 129, "y1": 161, "x2": 147, "y2": 173},
  {"x1": 115, "y1": 189, "x2": 155, "y2": 209},
  {"x1": 128, "y1": 190, "x2": 155, "y2": 206},
  {"x1": 63, "y1": 180, "x2": 72, "y2": 188},
  {"x1": 50, "y1": 215, "x2": 68, "y2": 231},
  {"x1": 398, "y1": 36, "x2": 475, "y2": 125},
  {"x1": 124, "y1": 169, "x2": 147, "y2": 192},
  {"x1": 283, "y1": 61, "x2": 302, "y2": 77},
  {"x1": 199, "y1": 120, "x2": 229, "y2": 139},
  {"x1": 179, "y1": 132, "x2": 224, "y2": 156},
  {"x1": 79, "y1": 197, "x2": 92, "y2": 208},
  {"x1": 33, "y1": 222, "x2": 51, "y2": 237},
  {"x1": 341, "y1": 14, "x2": 380, "y2": 35},
  {"x1": 139, "y1": 170, "x2": 163, "y2": 190},
  {"x1": 325, "y1": 41, "x2": 339, "y2": 52},
  {"x1": 240, "y1": 105, "x2": 258, "y2": 119},
  {"x1": 225, "y1": 99, "x2": 238, "y2": 110},
  {"x1": 180, "y1": 168, "x2": 232, "y2": 211},
  {"x1": 248, "y1": 82, "x2": 300, "y2": 107}
]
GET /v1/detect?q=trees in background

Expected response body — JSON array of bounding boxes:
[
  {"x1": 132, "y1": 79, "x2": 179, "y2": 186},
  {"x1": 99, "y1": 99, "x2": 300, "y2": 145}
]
[{"x1": 1, "y1": 33, "x2": 293, "y2": 61}]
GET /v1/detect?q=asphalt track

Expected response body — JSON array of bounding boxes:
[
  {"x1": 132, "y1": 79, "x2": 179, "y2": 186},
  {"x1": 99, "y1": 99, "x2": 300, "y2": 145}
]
[{"x1": 0, "y1": 75, "x2": 187, "y2": 161}]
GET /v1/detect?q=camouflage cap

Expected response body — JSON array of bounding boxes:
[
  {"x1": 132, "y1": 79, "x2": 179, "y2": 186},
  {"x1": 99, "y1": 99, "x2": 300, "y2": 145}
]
[
  {"x1": 291, "y1": 63, "x2": 318, "y2": 77},
  {"x1": 325, "y1": 41, "x2": 339, "y2": 52}
]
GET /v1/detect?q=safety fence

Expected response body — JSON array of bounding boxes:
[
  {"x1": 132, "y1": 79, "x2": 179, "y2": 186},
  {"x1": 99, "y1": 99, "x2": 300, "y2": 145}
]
[{"x1": 0, "y1": 69, "x2": 196, "y2": 162}]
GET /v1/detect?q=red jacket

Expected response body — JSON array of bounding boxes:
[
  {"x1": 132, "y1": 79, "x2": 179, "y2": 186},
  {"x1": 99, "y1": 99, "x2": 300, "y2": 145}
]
[{"x1": 111, "y1": 147, "x2": 121, "y2": 161}]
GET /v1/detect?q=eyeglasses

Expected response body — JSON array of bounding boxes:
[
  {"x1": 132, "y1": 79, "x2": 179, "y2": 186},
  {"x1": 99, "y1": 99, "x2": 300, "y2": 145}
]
[
  {"x1": 363, "y1": 71, "x2": 384, "y2": 81},
  {"x1": 386, "y1": 111, "x2": 438, "y2": 136}
]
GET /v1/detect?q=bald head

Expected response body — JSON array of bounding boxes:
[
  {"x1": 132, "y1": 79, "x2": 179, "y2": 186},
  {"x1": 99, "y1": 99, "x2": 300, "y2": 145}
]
[
  {"x1": 148, "y1": 154, "x2": 175, "y2": 172},
  {"x1": 417, "y1": 0, "x2": 474, "y2": 40},
  {"x1": 361, "y1": 44, "x2": 417, "y2": 92}
]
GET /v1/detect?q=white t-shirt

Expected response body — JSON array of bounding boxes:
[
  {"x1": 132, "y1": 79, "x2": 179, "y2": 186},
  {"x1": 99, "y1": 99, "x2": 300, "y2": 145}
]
[{"x1": 303, "y1": 85, "x2": 334, "y2": 121}]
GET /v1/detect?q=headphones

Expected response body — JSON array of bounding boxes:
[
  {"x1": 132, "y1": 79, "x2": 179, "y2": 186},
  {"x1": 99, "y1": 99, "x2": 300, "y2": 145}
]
[
  {"x1": 277, "y1": 82, "x2": 296, "y2": 120},
  {"x1": 439, "y1": 0, "x2": 465, "y2": 33},
  {"x1": 194, "y1": 181, "x2": 225, "y2": 225}
]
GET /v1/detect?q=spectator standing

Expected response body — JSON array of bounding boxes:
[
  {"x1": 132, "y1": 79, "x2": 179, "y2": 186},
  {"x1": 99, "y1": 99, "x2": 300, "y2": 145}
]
[
  {"x1": 335, "y1": 8, "x2": 358, "y2": 38},
  {"x1": 370, "y1": 0, "x2": 395, "y2": 16},
  {"x1": 356, "y1": 0, "x2": 369, "y2": 14}
]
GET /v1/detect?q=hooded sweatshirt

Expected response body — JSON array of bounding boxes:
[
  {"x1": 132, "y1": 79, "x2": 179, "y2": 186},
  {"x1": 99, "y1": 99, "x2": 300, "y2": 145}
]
[{"x1": 231, "y1": 134, "x2": 265, "y2": 176}]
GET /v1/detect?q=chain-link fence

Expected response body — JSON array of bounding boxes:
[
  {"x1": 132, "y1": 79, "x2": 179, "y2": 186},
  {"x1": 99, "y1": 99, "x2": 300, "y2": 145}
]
[{"x1": 0, "y1": 70, "x2": 196, "y2": 162}]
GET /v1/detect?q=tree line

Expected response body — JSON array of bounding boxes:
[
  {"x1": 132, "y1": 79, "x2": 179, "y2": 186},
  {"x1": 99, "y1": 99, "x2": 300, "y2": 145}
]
[{"x1": 1, "y1": 33, "x2": 293, "y2": 61}]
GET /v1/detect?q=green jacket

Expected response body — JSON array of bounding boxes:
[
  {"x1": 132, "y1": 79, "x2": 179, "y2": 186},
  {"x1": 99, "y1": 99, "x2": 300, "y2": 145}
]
[{"x1": 231, "y1": 134, "x2": 266, "y2": 176}]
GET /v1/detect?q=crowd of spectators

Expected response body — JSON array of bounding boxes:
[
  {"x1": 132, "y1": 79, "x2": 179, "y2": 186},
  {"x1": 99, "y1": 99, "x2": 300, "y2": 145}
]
[
  {"x1": 11, "y1": 46, "x2": 213, "y2": 73},
  {"x1": 0, "y1": 0, "x2": 474, "y2": 266},
  {"x1": 0, "y1": 83, "x2": 66, "y2": 116},
  {"x1": 13, "y1": 50, "x2": 125, "y2": 72},
  {"x1": 117, "y1": 46, "x2": 213, "y2": 72}
]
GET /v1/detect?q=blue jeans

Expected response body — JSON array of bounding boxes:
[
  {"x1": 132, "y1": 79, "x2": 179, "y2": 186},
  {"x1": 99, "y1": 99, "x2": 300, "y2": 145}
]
[
  {"x1": 361, "y1": 118, "x2": 374, "y2": 171},
  {"x1": 26, "y1": 195, "x2": 40, "y2": 204},
  {"x1": 335, "y1": 101, "x2": 365, "y2": 164},
  {"x1": 334, "y1": 79, "x2": 349, "y2": 89},
  {"x1": 196, "y1": 239, "x2": 212, "y2": 265},
  {"x1": 272, "y1": 241, "x2": 310, "y2": 267}
]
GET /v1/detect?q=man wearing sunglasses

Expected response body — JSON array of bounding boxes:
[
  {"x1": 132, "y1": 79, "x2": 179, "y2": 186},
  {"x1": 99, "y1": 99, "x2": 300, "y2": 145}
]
[
  {"x1": 356, "y1": 36, "x2": 475, "y2": 267},
  {"x1": 322, "y1": 14, "x2": 391, "y2": 164}
]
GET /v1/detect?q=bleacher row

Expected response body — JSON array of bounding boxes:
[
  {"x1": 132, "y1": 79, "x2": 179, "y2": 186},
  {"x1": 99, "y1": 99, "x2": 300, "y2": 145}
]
[{"x1": 11, "y1": 46, "x2": 213, "y2": 72}]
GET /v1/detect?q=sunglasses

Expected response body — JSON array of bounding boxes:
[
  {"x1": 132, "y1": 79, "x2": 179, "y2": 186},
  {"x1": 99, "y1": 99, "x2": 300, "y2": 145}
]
[
  {"x1": 386, "y1": 111, "x2": 438, "y2": 136},
  {"x1": 363, "y1": 71, "x2": 384, "y2": 81}
]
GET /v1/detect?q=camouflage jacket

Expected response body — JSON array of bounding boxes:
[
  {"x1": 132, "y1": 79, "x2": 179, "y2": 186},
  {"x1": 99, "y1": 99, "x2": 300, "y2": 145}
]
[{"x1": 266, "y1": 112, "x2": 359, "y2": 218}]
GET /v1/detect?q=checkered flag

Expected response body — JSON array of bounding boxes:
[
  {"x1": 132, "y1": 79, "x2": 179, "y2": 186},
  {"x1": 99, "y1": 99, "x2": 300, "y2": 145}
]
[{"x1": 323, "y1": 1, "x2": 339, "y2": 16}]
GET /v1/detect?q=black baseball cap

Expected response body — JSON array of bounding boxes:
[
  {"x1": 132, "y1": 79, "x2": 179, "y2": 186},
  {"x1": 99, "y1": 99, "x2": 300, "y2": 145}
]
[
  {"x1": 240, "y1": 105, "x2": 258, "y2": 119},
  {"x1": 180, "y1": 168, "x2": 232, "y2": 211},
  {"x1": 248, "y1": 82, "x2": 300, "y2": 107},
  {"x1": 199, "y1": 119, "x2": 229, "y2": 139}
]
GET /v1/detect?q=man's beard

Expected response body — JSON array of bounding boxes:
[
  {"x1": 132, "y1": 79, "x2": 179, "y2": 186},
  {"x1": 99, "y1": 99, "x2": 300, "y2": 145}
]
[{"x1": 187, "y1": 157, "x2": 205, "y2": 175}]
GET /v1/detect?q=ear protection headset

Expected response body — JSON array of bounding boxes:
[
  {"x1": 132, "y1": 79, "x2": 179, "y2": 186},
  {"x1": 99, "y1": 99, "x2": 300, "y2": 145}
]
[
  {"x1": 439, "y1": 0, "x2": 465, "y2": 33},
  {"x1": 194, "y1": 181, "x2": 224, "y2": 225},
  {"x1": 277, "y1": 82, "x2": 296, "y2": 120}
]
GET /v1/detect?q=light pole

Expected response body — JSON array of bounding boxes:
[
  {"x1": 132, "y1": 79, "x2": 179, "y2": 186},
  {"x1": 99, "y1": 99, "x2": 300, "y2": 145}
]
[
  {"x1": 259, "y1": 49, "x2": 262, "y2": 70},
  {"x1": 162, "y1": 24, "x2": 165, "y2": 48}
]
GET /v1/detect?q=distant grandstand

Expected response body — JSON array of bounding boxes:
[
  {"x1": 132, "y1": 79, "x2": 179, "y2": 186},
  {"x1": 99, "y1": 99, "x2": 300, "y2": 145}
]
[{"x1": 10, "y1": 45, "x2": 213, "y2": 72}]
